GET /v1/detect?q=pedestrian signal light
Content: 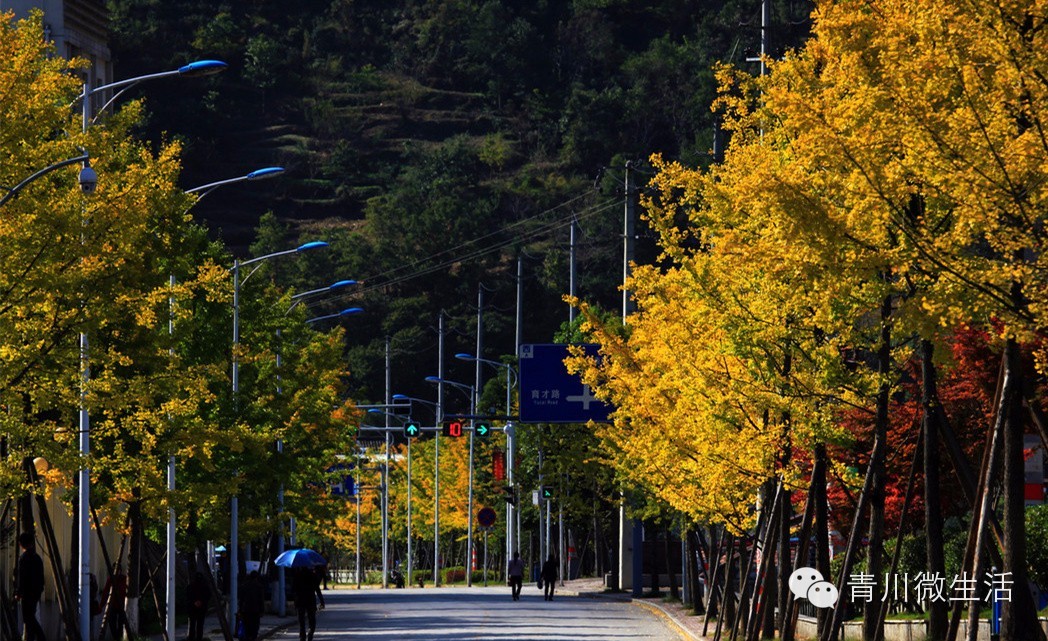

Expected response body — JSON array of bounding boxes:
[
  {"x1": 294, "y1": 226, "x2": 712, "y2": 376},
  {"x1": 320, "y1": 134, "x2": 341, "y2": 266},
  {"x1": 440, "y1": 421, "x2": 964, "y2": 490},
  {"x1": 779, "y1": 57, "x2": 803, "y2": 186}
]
[
  {"x1": 443, "y1": 420, "x2": 464, "y2": 437},
  {"x1": 502, "y1": 485, "x2": 517, "y2": 505},
  {"x1": 541, "y1": 486, "x2": 553, "y2": 500}
]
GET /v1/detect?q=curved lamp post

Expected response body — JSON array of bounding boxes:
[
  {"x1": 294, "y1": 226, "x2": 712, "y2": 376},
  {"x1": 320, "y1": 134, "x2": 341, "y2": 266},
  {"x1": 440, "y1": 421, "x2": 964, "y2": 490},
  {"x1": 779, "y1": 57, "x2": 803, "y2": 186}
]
[
  {"x1": 184, "y1": 166, "x2": 285, "y2": 206},
  {"x1": 0, "y1": 151, "x2": 95, "y2": 208},
  {"x1": 425, "y1": 375, "x2": 477, "y2": 586},
  {"x1": 273, "y1": 279, "x2": 356, "y2": 611},
  {"x1": 230, "y1": 240, "x2": 327, "y2": 622},
  {"x1": 72, "y1": 60, "x2": 228, "y2": 641},
  {"x1": 81, "y1": 60, "x2": 228, "y2": 129},
  {"x1": 455, "y1": 353, "x2": 519, "y2": 568}
]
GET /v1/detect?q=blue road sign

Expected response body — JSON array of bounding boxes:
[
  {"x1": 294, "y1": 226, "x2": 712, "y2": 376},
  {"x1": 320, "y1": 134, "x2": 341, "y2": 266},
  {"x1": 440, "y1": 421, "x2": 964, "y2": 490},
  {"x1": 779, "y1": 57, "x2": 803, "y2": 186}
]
[
  {"x1": 518, "y1": 343, "x2": 612, "y2": 423},
  {"x1": 327, "y1": 463, "x2": 356, "y2": 496}
]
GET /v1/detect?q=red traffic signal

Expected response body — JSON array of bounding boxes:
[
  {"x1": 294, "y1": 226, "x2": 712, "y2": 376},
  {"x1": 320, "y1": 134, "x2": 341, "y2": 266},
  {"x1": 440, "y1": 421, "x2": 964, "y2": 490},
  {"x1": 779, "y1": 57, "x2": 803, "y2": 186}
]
[{"x1": 443, "y1": 420, "x2": 464, "y2": 437}]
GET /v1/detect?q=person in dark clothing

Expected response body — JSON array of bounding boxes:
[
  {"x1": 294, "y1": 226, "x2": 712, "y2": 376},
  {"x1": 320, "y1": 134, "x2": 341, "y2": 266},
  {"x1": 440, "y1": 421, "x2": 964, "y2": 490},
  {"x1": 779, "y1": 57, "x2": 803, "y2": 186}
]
[
  {"x1": 101, "y1": 563, "x2": 129, "y2": 638},
  {"x1": 239, "y1": 571, "x2": 266, "y2": 641},
  {"x1": 507, "y1": 552, "x2": 524, "y2": 601},
  {"x1": 541, "y1": 556, "x2": 558, "y2": 601},
  {"x1": 16, "y1": 532, "x2": 45, "y2": 641},
  {"x1": 186, "y1": 572, "x2": 211, "y2": 641},
  {"x1": 292, "y1": 567, "x2": 325, "y2": 641}
]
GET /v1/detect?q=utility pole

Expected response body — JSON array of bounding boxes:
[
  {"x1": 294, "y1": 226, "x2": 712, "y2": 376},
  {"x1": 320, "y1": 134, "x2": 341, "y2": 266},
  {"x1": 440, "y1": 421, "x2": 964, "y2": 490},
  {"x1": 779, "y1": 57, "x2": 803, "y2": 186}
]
[
  {"x1": 434, "y1": 312, "x2": 445, "y2": 586},
  {"x1": 569, "y1": 216, "x2": 578, "y2": 325},
  {"x1": 383, "y1": 337, "x2": 391, "y2": 589},
  {"x1": 619, "y1": 161, "x2": 642, "y2": 596},
  {"x1": 513, "y1": 255, "x2": 523, "y2": 557},
  {"x1": 406, "y1": 427, "x2": 413, "y2": 584},
  {"x1": 467, "y1": 286, "x2": 484, "y2": 587}
]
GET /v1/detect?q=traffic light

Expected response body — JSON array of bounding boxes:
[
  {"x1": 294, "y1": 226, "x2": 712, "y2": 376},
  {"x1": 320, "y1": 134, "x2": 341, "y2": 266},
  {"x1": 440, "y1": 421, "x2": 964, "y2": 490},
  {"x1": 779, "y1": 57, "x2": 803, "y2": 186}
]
[
  {"x1": 502, "y1": 485, "x2": 517, "y2": 505},
  {"x1": 443, "y1": 420, "x2": 464, "y2": 437},
  {"x1": 404, "y1": 421, "x2": 421, "y2": 438},
  {"x1": 541, "y1": 486, "x2": 554, "y2": 500},
  {"x1": 475, "y1": 421, "x2": 491, "y2": 438}
]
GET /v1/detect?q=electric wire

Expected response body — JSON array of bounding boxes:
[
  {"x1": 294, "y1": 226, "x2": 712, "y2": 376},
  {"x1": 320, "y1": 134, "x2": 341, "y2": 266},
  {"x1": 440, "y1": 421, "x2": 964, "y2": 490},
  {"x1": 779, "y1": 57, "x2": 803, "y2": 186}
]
[
  {"x1": 359, "y1": 187, "x2": 601, "y2": 286},
  {"x1": 346, "y1": 198, "x2": 620, "y2": 299}
]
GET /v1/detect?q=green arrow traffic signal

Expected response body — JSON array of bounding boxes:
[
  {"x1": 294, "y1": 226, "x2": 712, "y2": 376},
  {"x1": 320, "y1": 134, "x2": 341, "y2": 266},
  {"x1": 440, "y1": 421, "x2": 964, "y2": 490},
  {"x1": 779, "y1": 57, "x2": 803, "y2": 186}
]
[
  {"x1": 475, "y1": 422, "x2": 491, "y2": 437},
  {"x1": 404, "y1": 421, "x2": 421, "y2": 438}
]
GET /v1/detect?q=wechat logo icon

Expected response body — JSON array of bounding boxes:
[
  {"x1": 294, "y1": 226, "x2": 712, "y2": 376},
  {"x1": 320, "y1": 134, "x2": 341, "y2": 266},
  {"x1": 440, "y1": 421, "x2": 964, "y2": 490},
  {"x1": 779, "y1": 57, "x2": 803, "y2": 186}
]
[{"x1": 789, "y1": 568, "x2": 839, "y2": 608}]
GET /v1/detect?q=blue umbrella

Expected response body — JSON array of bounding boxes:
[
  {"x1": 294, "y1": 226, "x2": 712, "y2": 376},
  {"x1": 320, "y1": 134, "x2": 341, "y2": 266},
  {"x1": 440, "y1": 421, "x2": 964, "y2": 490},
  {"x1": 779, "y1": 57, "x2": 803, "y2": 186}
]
[{"x1": 274, "y1": 548, "x2": 326, "y2": 568}]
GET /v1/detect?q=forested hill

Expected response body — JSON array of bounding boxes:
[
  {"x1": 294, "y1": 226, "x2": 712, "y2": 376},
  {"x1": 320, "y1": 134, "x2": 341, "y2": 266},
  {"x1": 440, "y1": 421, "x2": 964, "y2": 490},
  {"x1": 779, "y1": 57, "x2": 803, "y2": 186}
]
[
  {"x1": 107, "y1": 0, "x2": 810, "y2": 244},
  {"x1": 104, "y1": 0, "x2": 813, "y2": 399}
]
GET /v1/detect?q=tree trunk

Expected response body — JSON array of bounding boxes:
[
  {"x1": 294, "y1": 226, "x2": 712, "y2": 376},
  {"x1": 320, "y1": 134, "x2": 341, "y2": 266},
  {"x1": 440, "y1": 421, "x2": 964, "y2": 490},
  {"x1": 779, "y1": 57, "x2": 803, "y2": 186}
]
[
  {"x1": 863, "y1": 294, "x2": 892, "y2": 641},
  {"x1": 921, "y1": 340, "x2": 948, "y2": 641},
  {"x1": 1000, "y1": 339, "x2": 1046, "y2": 641},
  {"x1": 650, "y1": 523, "x2": 661, "y2": 595},
  {"x1": 664, "y1": 524, "x2": 679, "y2": 601},
  {"x1": 704, "y1": 529, "x2": 727, "y2": 633},
  {"x1": 814, "y1": 444, "x2": 831, "y2": 639}
]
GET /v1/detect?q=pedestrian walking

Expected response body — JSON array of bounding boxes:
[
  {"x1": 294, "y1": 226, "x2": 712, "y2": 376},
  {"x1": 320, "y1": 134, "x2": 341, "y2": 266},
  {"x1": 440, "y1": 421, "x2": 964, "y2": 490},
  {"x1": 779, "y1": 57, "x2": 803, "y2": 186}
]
[
  {"x1": 292, "y1": 567, "x2": 325, "y2": 641},
  {"x1": 507, "y1": 552, "x2": 524, "y2": 601},
  {"x1": 186, "y1": 571, "x2": 211, "y2": 641},
  {"x1": 239, "y1": 571, "x2": 266, "y2": 641},
  {"x1": 16, "y1": 532, "x2": 45, "y2": 641},
  {"x1": 541, "y1": 555, "x2": 558, "y2": 601},
  {"x1": 100, "y1": 563, "x2": 129, "y2": 639}
]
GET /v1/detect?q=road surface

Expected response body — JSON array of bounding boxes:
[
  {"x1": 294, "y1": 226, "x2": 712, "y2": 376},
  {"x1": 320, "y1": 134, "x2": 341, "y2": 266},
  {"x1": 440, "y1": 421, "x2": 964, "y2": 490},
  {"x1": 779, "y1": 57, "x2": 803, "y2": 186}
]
[{"x1": 276, "y1": 585, "x2": 686, "y2": 640}]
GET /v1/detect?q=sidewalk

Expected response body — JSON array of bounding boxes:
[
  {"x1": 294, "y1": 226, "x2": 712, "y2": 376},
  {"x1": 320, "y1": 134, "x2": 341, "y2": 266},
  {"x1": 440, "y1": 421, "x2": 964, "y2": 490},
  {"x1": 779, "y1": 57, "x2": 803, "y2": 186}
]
[
  {"x1": 149, "y1": 609, "x2": 294, "y2": 641},
  {"x1": 559, "y1": 577, "x2": 708, "y2": 641}
]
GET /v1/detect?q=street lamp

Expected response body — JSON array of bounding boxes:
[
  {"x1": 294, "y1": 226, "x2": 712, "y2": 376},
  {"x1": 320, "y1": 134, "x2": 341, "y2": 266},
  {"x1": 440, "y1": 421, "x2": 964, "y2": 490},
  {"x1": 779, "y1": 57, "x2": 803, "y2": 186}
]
[
  {"x1": 81, "y1": 60, "x2": 228, "y2": 129},
  {"x1": 184, "y1": 166, "x2": 286, "y2": 200},
  {"x1": 425, "y1": 375, "x2": 477, "y2": 587},
  {"x1": 366, "y1": 407, "x2": 408, "y2": 589},
  {"x1": 392, "y1": 393, "x2": 437, "y2": 586},
  {"x1": 168, "y1": 165, "x2": 287, "y2": 627},
  {"x1": 455, "y1": 353, "x2": 519, "y2": 569},
  {"x1": 306, "y1": 306, "x2": 363, "y2": 324},
  {"x1": 269, "y1": 278, "x2": 357, "y2": 613},
  {"x1": 230, "y1": 240, "x2": 328, "y2": 622},
  {"x1": 75, "y1": 60, "x2": 228, "y2": 641}
]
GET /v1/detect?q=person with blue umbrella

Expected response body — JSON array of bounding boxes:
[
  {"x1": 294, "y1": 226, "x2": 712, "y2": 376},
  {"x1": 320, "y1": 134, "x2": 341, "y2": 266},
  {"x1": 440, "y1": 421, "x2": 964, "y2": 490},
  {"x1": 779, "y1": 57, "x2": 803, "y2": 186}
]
[{"x1": 276, "y1": 549, "x2": 326, "y2": 641}]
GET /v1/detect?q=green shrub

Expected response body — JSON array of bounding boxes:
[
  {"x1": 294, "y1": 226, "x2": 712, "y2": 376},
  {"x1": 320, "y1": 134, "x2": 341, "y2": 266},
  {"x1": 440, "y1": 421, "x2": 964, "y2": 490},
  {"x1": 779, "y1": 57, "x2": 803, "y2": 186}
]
[
  {"x1": 441, "y1": 566, "x2": 467, "y2": 584},
  {"x1": 1027, "y1": 505, "x2": 1048, "y2": 589}
]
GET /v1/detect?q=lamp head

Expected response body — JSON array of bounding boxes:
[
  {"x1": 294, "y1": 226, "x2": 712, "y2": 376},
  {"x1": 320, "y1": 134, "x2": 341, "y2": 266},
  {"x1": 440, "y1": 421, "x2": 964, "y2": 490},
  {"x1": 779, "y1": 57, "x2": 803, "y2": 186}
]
[
  {"x1": 246, "y1": 167, "x2": 285, "y2": 180},
  {"x1": 78, "y1": 163, "x2": 98, "y2": 194},
  {"x1": 392, "y1": 394, "x2": 409, "y2": 401},
  {"x1": 297, "y1": 241, "x2": 329, "y2": 252},
  {"x1": 424, "y1": 376, "x2": 441, "y2": 384},
  {"x1": 339, "y1": 307, "x2": 363, "y2": 316},
  {"x1": 178, "y1": 60, "x2": 228, "y2": 77},
  {"x1": 330, "y1": 280, "x2": 357, "y2": 290},
  {"x1": 455, "y1": 353, "x2": 475, "y2": 361}
]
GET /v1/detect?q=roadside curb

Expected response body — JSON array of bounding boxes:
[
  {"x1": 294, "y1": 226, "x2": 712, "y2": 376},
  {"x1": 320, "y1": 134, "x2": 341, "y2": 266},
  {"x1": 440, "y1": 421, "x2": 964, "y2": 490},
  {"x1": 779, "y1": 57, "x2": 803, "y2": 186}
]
[{"x1": 629, "y1": 598, "x2": 702, "y2": 641}]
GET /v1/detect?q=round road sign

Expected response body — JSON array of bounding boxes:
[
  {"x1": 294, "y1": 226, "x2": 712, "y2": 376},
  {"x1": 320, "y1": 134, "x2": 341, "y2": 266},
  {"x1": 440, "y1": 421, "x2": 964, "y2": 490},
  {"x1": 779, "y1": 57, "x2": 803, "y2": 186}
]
[{"x1": 477, "y1": 506, "x2": 497, "y2": 528}]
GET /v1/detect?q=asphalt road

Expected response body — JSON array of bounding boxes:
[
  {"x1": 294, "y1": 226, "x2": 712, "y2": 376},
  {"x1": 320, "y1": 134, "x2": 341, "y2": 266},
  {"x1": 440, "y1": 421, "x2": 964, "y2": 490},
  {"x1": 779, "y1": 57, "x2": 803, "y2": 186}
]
[{"x1": 273, "y1": 586, "x2": 686, "y2": 641}]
